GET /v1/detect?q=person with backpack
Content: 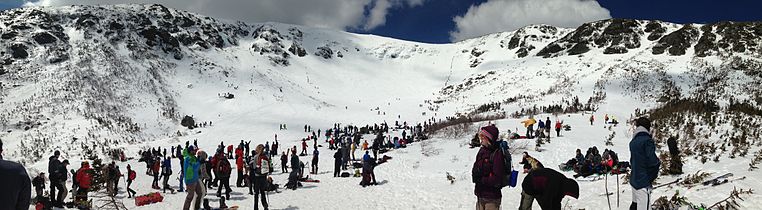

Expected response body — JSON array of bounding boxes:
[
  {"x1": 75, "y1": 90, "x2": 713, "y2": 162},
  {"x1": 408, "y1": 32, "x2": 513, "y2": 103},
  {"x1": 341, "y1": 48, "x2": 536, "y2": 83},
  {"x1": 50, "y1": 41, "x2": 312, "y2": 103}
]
[
  {"x1": 183, "y1": 146, "x2": 203, "y2": 210},
  {"x1": 471, "y1": 125, "x2": 507, "y2": 210},
  {"x1": 161, "y1": 157, "x2": 174, "y2": 193},
  {"x1": 126, "y1": 165, "x2": 137, "y2": 198},
  {"x1": 520, "y1": 168, "x2": 579, "y2": 210},
  {"x1": 251, "y1": 144, "x2": 271, "y2": 210},
  {"x1": 216, "y1": 154, "x2": 233, "y2": 199},
  {"x1": 74, "y1": 161, "x2": 93, "y2": 203},
  {"x1": 629, "y1": 117, "x2": 660, "y2": 210}
]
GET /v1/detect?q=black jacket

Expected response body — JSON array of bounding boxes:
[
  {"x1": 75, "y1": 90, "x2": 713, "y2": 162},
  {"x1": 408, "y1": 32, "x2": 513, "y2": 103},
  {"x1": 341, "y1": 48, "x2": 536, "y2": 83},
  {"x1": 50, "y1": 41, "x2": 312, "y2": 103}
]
[
  {"x1": 0, "y1": 159, "x2": 31, "y2": 210},
  {"x1": 522, "y1": 168, "x2": 579, "y2": 210}
]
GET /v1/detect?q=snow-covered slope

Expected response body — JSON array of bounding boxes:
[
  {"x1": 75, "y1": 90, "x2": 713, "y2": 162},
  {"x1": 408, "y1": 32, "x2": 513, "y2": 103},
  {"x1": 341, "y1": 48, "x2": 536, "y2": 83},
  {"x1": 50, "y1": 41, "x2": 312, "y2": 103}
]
[{"x1": 1, "y1": 4, "x2": 762, "y2": 210}]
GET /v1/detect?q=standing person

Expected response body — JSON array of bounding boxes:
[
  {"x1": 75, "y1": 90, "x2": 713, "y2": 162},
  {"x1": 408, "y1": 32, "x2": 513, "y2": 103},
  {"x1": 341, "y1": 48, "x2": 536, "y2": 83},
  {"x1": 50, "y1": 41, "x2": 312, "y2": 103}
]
[
  {"x1": 280, "y1": 152, "x2": 288, "y2": 173},
  {"x1": 0, "y1": 140, "x2": 32, "y2": 210},
  {"x1": 522, "y1": 117, "x2": 536, "y2": 139},
  {"x1": 372, "y1": 133, "x2": 382, "y2": 160},
  {"x1": 290, "y1": 150, "x2": 301, "y2": 177},
  {"x1": 161, "y1": 157, "x2": 174, "y2": 193},
  {"x1": 176, "y1": 144, "x2": 185, "y2": 192},
  {"x1": 472, "y1": 125, "x2": 505, "y2": 210},
  {"x1": 555, "y1": 120, "x2": 562, "y2": 137},
  {"x1": 333, "y1": 147, "x2": 342, "y2": 177},
  {"x1": 152, "y1": 157, "x2": 161, "y2": 189},
  {"x1": 126, "y1": 165, "x2": 137, "y2": 198},
  {"x1": 520, "y1": 168, "x2": 579, "y2": 210},
  {"x1": 216, "y1": 154, "x2": 233, "y2": 199},
  {"x1": 545, "y1": 117, "x2": 552, "y2": 136},
  {"x1": 74, "y1": 161, "x2": 93, "y2": 204},
  {"x1": 589, "y1": 115, "x2": 594, "y2": 125},
  {"x1": 301, "y1": 139, "x2": 308, "y2": 156},
  {"x1": 311, "y1": 146, "x2": 319, "y2": 174},
  {"x1": 251, "y1": 145, "x2": 271, "y2": 210},
  {"x1": 629, "y1": 117, "x2": 660, "y2": 210},
  {"x1": 32, "y1": 172, "x2": 46, "y2": 199},
  {"x1": 183, "y1": 146, "x2": 203, "y2": 210},
  {"x1": 197, "y1": 151, "x2": 211, "y2": 191},
  {"x1": 236, "y1": 155, "x2": 245, "y2": 187},
  {"x1": 113, "y1": 165, "x2": 122, "y2": 196},
  {"x1": 271, "y1": 140, "x2": 279, "y2": 160},
  {"x1": 47, "y1": 151, "x2": 65, "y2": 207}
]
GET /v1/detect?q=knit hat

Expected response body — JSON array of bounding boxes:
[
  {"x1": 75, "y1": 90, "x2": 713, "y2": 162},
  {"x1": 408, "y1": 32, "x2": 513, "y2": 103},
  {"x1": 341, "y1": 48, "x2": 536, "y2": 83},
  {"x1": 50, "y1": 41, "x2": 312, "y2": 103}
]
[
  {"x1": 635, "y1": 117, "x2": 651, "y2": 131},
  {"x1": 479, "y1": 125, "x2": 499, "y2": 143}
]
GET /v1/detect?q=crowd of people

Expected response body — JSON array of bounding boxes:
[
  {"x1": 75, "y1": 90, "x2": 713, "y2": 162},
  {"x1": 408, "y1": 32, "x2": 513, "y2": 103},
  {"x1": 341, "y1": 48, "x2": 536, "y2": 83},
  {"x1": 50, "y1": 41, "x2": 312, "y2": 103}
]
[
  {"x1": 0, "y1": 114, "x2": 669, "y2": 210},
  {"x1": 471, "y1": 116, "x2": 661, "y2": 210}
]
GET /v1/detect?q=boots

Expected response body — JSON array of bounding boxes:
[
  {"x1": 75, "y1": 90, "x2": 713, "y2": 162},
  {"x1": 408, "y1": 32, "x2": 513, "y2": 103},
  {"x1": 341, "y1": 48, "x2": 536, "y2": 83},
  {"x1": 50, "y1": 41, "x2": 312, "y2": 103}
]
[
  {"x1": 202, "y1": 199, "x2": 211, "y2": 210},
  {"x1": 219, "y1": 197, "x2": 228, "y2": 209}
]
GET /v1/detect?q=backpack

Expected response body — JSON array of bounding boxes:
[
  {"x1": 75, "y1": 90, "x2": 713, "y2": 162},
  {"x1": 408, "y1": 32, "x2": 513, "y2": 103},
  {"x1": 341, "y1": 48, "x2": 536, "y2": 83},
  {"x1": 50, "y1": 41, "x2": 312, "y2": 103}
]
[
  {"x1": 218, "y1": 159, "x2": 232, "y2": 175},
  {"x1": 128, "y1": 170, "x2": 136, "y2": 181},
  {"x1": 258, "y1": 159, "x2": 271, "y2": 175},
  {"x1": 491, "y1": 140, "x2": 517, "y2": 188}
]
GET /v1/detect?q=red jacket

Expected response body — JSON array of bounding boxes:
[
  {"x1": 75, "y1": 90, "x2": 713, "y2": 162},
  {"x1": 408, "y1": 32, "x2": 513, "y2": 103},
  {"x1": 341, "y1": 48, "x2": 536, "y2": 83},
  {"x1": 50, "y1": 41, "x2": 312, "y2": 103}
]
[
  {"x1": 76, "y1": 166, "x2": 93, "y2": 189},
  {"x1": 235, "y1": 148, "x2": 244, "y2": 158},
  {"x1": 555, "y1": 121, "x2": 562, "y2": 129},
  {"x1": 236, "y1": 156, "x2": 244, "y2": 171},
  {"x1": 227, "y1": 145, "x2": 233, "y2": 152}
]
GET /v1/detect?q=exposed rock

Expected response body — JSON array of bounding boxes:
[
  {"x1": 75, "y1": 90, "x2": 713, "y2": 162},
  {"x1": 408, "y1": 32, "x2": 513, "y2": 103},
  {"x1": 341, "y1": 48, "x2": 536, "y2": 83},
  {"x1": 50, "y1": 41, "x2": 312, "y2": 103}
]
[
  {"x1": 652, "y1": 24, "x2": 699, "y2": 56},
  {"x1": 315, "y1": 46, "x2": 334, "y2": 59},
  {"x1": 33, "y1": 32, "x2": 58, "y2": 44},
  {"x1": 288, "y1": 43, "x2": 307, "y2": 57},
  {"x1": 10, "y1": 43, "x2": 28, "y2": 59}
]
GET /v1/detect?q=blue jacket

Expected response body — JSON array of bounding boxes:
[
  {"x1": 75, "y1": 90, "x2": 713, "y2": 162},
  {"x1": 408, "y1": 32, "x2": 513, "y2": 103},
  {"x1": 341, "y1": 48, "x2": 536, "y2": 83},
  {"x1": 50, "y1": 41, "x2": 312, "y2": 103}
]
[{"x1": 629, "y1": 127, "x2": 660, "y2": 189}]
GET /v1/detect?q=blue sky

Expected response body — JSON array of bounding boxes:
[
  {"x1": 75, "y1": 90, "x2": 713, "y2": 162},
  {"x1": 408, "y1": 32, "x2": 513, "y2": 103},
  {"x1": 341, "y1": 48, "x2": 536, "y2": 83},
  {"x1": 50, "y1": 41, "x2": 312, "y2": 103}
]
[{"x1": 4, "y1": 0, "x2": 762, "y2": 43}]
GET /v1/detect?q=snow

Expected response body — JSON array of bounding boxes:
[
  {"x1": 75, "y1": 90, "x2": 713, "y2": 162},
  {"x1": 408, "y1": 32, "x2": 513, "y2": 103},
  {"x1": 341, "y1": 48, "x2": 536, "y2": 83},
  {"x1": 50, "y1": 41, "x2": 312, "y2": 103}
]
[{"x1": 0, "y1": 4, "x2": 760, "y2": 210}]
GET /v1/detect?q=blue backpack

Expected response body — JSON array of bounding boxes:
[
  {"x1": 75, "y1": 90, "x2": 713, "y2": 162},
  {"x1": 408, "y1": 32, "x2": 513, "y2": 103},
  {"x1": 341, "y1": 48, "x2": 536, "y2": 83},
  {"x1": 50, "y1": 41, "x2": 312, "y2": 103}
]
[{"x1": 493, "y1": 140, "x2": 518, "y2": 188}]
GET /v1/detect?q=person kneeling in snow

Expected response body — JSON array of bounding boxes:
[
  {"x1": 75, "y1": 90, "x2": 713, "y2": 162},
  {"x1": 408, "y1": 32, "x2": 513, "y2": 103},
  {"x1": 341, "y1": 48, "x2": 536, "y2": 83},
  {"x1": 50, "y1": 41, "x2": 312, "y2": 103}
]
[{"x1": 519, "y1": 168, "x2": 579, "y2": 210}]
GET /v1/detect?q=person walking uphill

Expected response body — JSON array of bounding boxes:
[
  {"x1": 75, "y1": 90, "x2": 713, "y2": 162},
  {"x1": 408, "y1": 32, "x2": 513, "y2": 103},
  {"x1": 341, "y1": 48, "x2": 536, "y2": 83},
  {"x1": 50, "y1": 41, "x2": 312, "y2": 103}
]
[
  {"x1": 629, "y1": 117, "x2": 660, "y2": 210},
  {"x1": 183, "y1": 146, "x2": 203, "y2": 210},
  {"x1": 471, "y1": 125, "x2": 506, "y2": 210}
]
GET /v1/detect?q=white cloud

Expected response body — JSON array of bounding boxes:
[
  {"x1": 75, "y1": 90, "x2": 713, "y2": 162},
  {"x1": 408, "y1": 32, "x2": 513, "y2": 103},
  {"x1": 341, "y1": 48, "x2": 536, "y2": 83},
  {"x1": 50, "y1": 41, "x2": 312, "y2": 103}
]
[
  {"x1": 449, "y1": 0, "x2": 611, "y2": 42},
  {"x1": 23, "y1": 0, "x2": 427, "y2": 31}
]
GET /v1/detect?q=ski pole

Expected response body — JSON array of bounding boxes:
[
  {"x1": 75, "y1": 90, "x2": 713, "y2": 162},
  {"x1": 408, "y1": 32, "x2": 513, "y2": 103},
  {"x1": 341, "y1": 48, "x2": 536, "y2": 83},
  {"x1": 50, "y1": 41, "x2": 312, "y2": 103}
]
[
  {"x1": 605, "y1": 173, "x2": 611, "y2": 210},
  {"x1": 616, "y1": 172, "x2": 619, "y2": 208}
]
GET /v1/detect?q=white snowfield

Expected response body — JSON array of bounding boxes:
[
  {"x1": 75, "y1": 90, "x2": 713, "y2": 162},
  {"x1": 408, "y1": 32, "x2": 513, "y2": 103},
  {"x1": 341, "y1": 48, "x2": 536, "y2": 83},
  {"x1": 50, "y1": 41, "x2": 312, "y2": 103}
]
[{"x1": 0, "y1": 4, "x2": 760, "y2": 210}]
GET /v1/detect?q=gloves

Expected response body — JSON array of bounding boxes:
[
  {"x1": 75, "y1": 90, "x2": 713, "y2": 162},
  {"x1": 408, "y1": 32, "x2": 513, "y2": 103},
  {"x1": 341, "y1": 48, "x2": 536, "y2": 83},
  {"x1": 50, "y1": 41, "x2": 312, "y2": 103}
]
[{"x1": 472, "y1": 168, "x2": 481, "y2": 184}]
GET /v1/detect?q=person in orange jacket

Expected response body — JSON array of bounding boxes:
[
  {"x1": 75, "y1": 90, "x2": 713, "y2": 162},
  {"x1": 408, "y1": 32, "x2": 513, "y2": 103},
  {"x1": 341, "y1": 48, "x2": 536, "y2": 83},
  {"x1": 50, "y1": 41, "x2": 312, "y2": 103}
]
[
  {"x1": 75, "y1": 161, "x2": 93, "y2": 203},
  {"x1": 362, "y1": 140, "x2": 369, "y2": 151}
]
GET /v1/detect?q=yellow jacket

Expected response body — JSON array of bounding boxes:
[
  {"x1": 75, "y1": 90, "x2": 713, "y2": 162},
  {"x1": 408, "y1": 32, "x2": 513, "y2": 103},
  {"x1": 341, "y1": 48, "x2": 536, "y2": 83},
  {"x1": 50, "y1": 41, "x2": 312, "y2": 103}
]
[{"x1": 522, "y1": 118, "x2": 536, "y2": 127}]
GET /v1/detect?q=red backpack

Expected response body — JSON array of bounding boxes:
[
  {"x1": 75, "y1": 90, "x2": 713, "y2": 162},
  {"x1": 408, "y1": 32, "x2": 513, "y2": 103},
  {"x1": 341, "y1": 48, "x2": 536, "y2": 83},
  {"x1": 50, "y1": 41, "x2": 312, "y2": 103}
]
[
  {"x1": 218, "y1": 159, "x2": 232, "y2": 175},
  {"x1": 128, "y1": 170, "x2": 136, "y2": 181}
]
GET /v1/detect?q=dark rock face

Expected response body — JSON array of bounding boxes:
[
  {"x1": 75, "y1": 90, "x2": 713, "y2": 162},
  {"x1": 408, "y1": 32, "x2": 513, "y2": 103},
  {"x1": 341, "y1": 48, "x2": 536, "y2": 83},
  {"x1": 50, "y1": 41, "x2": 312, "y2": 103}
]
[
  {"x1": 33, "y1": 32, "x2": 58, "y2": 45},
  {"x1": 507, "y1": 25, "x2": 559, "y2": 58},
  {"x1": 288, "y1": 43, "x2": 307, "y2": 57},
  {"x1": 10, "y1": 43, "x2": 28, "y2": 59},
  {"x1": 652, "y1": 24, "x2": 699, "y2": 56},
  {"x1": 694, "y1": 22, "x2": 762, "y2": 57},
  {"x1": 537, "y1": 19, "x2": 642, "y2": 57}
]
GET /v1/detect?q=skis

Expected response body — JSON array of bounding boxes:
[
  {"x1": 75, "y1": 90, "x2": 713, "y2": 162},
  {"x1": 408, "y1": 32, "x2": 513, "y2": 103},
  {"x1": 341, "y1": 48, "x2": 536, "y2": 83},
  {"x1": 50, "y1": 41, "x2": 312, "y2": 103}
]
[
  {"x1": 301, "y1": 179, "x2": 320, "y2": 183},
  {"x1": 702, "y1": 173, "x2": 733, "y2": 186},
  {"x1": 654, "y1": 178, "x2": 682, "y2": 189},
  {"x1": 695, "y1": 176, "x2": 747, "y2": 192}
]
